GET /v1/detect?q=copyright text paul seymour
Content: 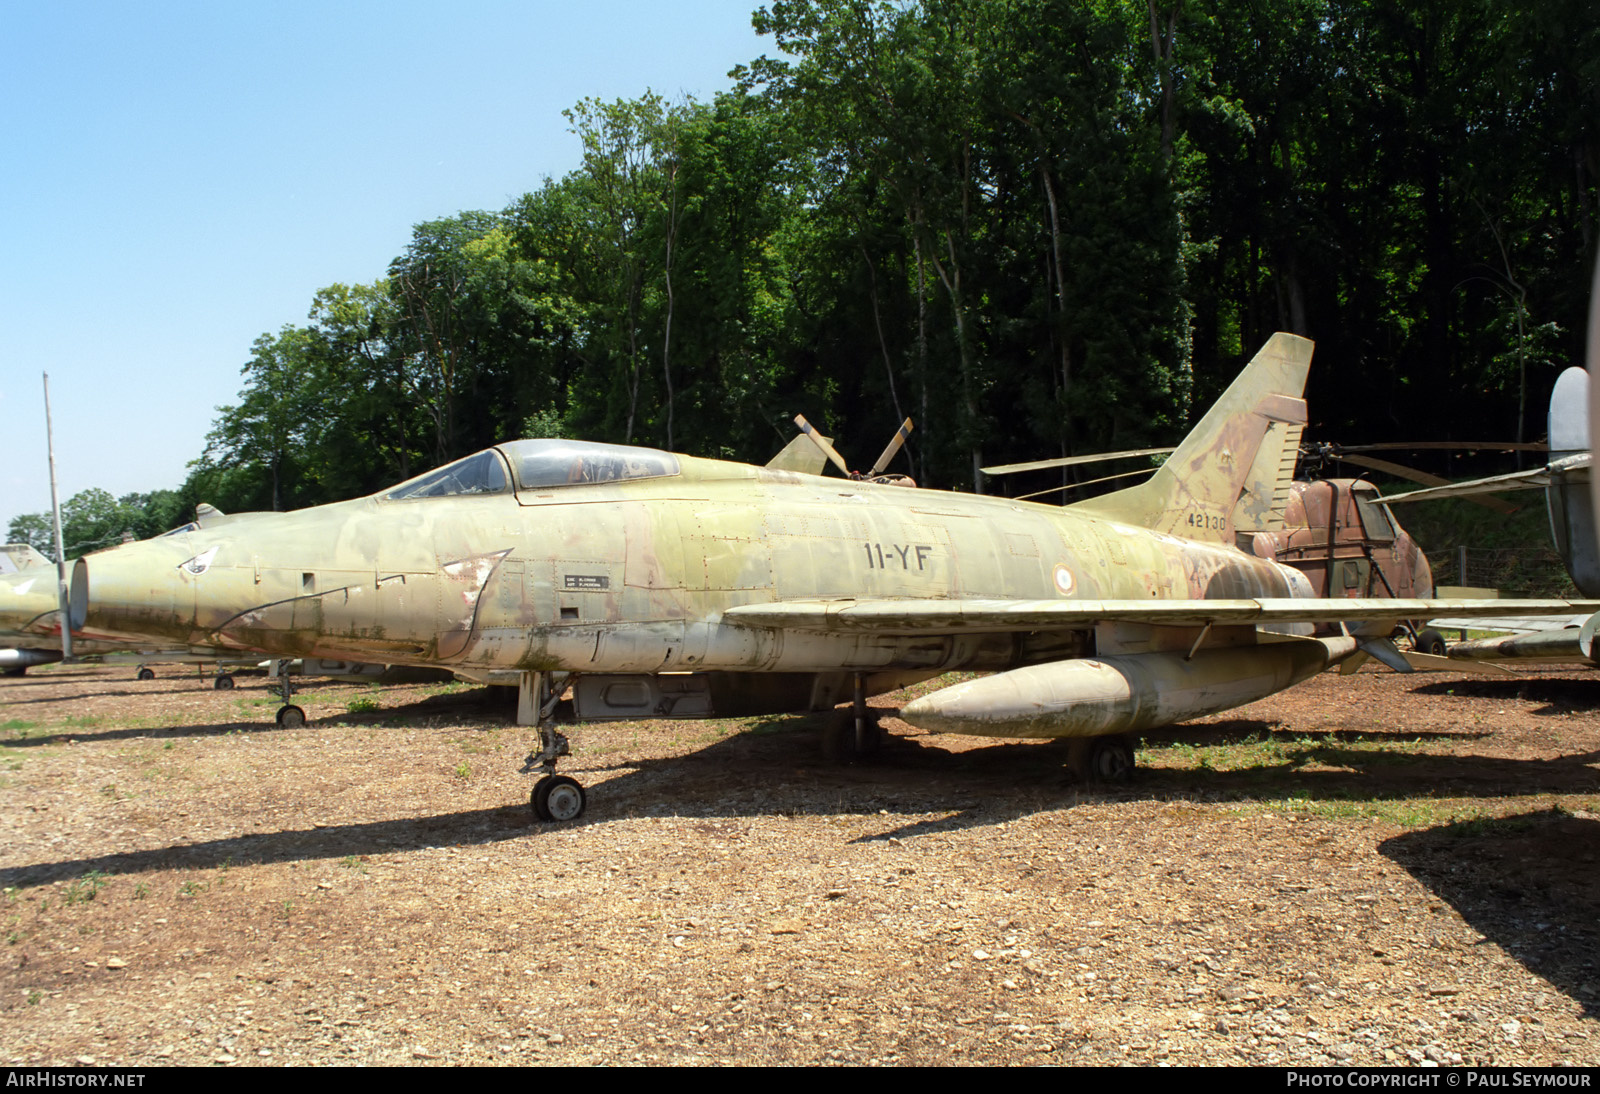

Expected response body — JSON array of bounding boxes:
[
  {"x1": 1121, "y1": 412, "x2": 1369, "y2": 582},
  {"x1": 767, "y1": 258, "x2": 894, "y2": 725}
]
[{"x1": 1286, "y1": 1075, "x2": 1593, "y2": 1089}]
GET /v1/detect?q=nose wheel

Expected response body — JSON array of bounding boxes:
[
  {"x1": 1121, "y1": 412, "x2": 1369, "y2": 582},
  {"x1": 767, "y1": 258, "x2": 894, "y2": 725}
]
[{"x1": 531, "y1": 775, "x2": 586, "y2": 822}]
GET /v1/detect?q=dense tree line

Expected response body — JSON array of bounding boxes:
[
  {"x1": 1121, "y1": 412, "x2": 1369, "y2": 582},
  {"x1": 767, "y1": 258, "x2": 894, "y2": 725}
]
[{"x1": 11, "y1": 0, "x2": 1598, "y2": 548}]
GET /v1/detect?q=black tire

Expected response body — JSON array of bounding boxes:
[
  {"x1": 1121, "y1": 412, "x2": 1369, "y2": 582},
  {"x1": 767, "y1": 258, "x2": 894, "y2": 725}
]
[
  {"x1": 531, "y1": 775, "x2": 586, "y2": 822},
  {"x1": 1069, "y1": 735, "x2": 1136, "y2": 784},
  {"x1": 1087, "y1": 736, "x2": 1136, "y2": 783},
  {"x1": 276, "y1": 704, "x2": 306, "y2": 728},
  {"x1": 213, "y1": 674, "x2": 235, "y2": 690},
  {"x1": 136, "y1": 667, "x2": 156, "y2": 681},
  {"x1": 1415, "y1": 628, "x2": 1448, "y2": 657}
]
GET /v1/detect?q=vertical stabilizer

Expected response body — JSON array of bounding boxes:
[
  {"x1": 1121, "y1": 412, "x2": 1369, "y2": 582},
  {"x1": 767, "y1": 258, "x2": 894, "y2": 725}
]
[
  {"x1": 1069, "y1": 333, "x2": 1313, "y2": 543},
  {"x1": 0, "y1": 545, "x2": 52, "y2": 574},
  {"x1": 765, "y1": 431, "x2": 831, "y2": 476}
]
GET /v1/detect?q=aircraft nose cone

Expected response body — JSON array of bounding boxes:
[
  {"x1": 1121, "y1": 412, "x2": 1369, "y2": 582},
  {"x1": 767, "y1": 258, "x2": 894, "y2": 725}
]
[{"x1": 71, "y1": 537, "x2": 206, "y2": 645}]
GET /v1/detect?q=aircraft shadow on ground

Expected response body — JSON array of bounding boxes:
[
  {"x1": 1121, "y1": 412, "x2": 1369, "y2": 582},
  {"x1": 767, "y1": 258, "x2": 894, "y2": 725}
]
[
  {"x1": 0, "y1": 687, "x2": 517, "y2": 748},
  {"x1": 7, "y1": 703, "x2": 1599, "y2": 884},
  {"x1": 0, "y1": 720, "x2": 1089, "y2": 886},
  {"x1": 0, "y1": 805, "x2": 534, "y2": 890},
  {"x1": 1134, "y1": 715, "x2": 1600, "y2": 805},
  {"x1": 1143, "y1": 720, "x2": 1488, "y2": 747},
  {"x1": 1407, "y1": 675, "x2": 1600, "y2": 717},
  {"x1": 1379, "y1": 810, "x2": 1600, "y2": 1017},
  {"x1": 0, "y1": 686, "x2": 218, "y2": 709}
]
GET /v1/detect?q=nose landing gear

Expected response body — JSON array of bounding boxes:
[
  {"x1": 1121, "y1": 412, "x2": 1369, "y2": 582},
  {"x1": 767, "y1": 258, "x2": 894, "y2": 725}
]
[
  {"x1": 518, "y1": 671, "x2": 586, "y2": 823},
  {"x1": 270, "y1": 660, "x2": 305, "y2": 728}
]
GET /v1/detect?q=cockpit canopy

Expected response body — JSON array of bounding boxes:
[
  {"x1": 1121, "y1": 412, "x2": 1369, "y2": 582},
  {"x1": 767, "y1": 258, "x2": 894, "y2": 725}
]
[
  {"x1": 382, "y1": 440, "x2": 680, "y2": 501},
  {"x1": 384, "y1": 449, "x2": 509, "y2": 500}
]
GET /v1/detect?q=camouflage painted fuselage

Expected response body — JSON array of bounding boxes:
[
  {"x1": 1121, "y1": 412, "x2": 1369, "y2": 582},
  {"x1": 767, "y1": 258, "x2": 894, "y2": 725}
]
[{"x1": 76, "y1": 451, "x2": 1309, "y2": 683}]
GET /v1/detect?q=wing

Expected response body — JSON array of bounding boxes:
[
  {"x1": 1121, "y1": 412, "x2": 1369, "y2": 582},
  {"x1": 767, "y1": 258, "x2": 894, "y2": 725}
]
[
  {"x1": 1433, "y1": 609, "x2": 1600, "y2": 665},
  {"x1": 723, "y1": 597, "x2": 1600, "y2": 634},
  {"x1": 1427, "y1": 612, "x2": 1593, "y2": 634}
]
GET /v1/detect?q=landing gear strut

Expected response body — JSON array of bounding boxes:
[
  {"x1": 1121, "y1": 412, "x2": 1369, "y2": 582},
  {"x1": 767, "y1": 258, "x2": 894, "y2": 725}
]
[
  {"x1": 519, "y1": 671, "x2": 585, "y2": 822},
  {"x1": 821, "y1": 709, "x2": 883, "y2": 763},
  {"x1": 821, "y1": 673, "x2": 885, "y2": 763},
  {"x1": 271, "y1": 660, "x2": 305, "y2": 728}
]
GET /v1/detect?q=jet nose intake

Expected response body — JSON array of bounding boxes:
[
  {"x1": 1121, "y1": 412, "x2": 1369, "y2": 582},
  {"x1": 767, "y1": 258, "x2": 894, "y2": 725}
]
[{"x1": 70, "y1": 540, "x2": 202, "y2": 644}]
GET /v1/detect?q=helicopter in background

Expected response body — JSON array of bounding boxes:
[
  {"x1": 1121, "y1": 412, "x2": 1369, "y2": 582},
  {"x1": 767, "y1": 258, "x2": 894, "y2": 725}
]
[{"x1": 981, "y1": 434, "x2": 1550, "y2": 661}]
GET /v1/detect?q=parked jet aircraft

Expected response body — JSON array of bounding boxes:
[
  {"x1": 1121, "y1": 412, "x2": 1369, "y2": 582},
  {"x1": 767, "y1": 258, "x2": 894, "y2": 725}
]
[
  {"x1": 1381, "y1": 366, "x2": 1598, "y2": 664},
  {"x1": 0, "y1": 550, "x2": 67, "y2": 675},
  {"x1": 68, "y1": 335, "x2": 1597, "y2": 821},
  {"x1": 0, "y1": 549, "x2": 253, "y2": 680}
]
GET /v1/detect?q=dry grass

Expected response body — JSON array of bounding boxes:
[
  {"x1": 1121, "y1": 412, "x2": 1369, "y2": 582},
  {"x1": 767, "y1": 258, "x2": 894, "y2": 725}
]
[{"x1": 2, "y1": 662, "x2": 1599, "y2": 1066}]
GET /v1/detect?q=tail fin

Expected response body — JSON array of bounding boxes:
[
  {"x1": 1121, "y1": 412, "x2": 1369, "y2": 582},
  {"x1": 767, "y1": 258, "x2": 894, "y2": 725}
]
[
  {"x1": 1068, "y1": 333, "x2": 1313, "y2": 543},
  {"x1": 765, "y1": 431, "x2": 831, "y2": 476},
  {"x1": 0, "y1": 544, "x2": 53, "y2": 575}
]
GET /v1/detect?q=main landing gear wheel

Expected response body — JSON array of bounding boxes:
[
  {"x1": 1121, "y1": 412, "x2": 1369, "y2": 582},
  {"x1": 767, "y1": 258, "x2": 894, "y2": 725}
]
[
  {"x1": 531, "y1": 775, "x2": 586, "y2": 822},
  {"x1": 136, "y1": 667, "x2": 155, "y2": 681},
  {"x1": 1415, "y1": 628, "x2": 1448, "y2": 657},
  {"x1": 213, "y1": 674, "x2": 235, "y2": 690},
  {"x1": 821, "y1": 708, "x2": 884, "y2": 764},
  {"x1": 1069, "y1": 735, "x2": 1136, "y2": 784},
  {"x1": 275, "y1": 704, "x2": 306, "y2": 728}
]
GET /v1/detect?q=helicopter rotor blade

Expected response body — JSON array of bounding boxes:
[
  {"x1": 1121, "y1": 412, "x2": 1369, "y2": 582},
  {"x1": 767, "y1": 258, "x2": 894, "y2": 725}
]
[
  {"x1": 981, "y1": 447, "x2": 1176, "y2": 476},
  {"x1": 1327, "y1": 440, "x2": 1548, "y2": 454},
  {"x1": 1327, "y1": 452, "x2": 1519, "y2": 515},
  {"x1": 1016, "y1": 465, "x2": 1160, "y2": 501},
  {"x1": 793, "y1": 414, "x2": 852, "y2": 477},
  {"x1": 867, "y1": 418, "x2": 915, "y2": 477}
]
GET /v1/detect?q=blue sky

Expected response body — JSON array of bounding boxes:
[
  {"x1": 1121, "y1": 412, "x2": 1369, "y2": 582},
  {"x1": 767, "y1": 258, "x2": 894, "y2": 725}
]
[{"x1": 0, "y1": 0, "x2": 774, "y2": 536}]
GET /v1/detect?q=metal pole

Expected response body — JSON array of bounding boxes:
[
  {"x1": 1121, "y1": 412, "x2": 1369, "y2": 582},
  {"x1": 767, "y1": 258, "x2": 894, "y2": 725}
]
[{"x1": 43, "y1": 372, "x2": 72, "y2": 661}]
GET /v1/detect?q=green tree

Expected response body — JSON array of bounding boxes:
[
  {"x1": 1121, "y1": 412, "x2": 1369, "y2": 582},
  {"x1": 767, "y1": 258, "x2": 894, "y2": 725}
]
[{"x1": 199, "y1": 326, "x2": 319, "y2": 512}]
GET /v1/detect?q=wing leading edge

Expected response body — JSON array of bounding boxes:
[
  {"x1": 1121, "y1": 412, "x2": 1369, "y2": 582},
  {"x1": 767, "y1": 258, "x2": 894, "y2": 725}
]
[{"x1": 723, "y1": 597, "x2": 1600, "y2": 634}]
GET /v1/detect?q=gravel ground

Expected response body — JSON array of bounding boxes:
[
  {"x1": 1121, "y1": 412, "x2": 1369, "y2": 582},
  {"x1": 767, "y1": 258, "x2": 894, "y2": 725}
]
[{"x1": 1, "y1": 661, "x2": 1598, "y2": 1066}]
